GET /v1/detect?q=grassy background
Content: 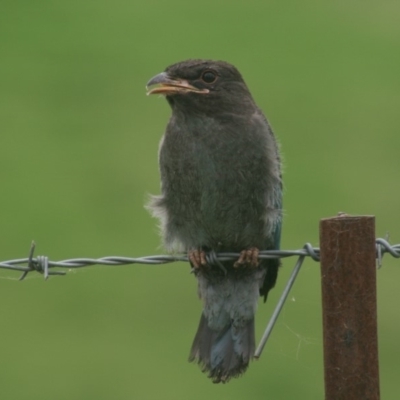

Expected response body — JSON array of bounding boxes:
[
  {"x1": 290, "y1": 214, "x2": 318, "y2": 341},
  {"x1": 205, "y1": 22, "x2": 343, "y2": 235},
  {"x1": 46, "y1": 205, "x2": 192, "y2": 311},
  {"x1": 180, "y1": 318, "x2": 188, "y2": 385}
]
[{"x1": 1, "y1": 1, "x2": 399, "y2": 399}]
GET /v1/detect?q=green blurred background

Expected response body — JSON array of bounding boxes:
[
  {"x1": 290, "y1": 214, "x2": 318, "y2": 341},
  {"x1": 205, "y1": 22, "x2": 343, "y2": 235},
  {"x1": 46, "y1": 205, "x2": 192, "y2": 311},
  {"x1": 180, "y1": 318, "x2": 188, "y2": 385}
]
[{"x1": 1, "y1": 1, "x2": 399, "y2": 399}]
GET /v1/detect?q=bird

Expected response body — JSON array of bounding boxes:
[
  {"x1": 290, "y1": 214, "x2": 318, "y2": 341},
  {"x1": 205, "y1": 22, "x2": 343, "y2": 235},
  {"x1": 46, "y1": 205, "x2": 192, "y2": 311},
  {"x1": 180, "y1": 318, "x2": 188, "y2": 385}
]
[{"x1": 146, "y1": 59, "x2": 282, "y2": 383}]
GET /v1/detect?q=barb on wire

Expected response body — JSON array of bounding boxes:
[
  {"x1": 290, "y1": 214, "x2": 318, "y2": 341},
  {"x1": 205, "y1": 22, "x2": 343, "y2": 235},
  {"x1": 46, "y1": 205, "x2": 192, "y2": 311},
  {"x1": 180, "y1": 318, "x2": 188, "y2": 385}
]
[{"x1": 0, "y1": 239, "x2": 398, "y2": 281}]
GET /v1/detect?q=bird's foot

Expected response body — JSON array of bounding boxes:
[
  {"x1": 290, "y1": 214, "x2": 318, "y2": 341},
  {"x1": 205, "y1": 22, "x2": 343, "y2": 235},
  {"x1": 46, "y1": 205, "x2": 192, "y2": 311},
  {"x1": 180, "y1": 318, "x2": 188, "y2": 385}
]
[
  {"x1": 234, "y1": 247, "x2": 260, "y2": 268},
  {"x1": 189, "y1": 249, "x2": 208, "y2": 269}
]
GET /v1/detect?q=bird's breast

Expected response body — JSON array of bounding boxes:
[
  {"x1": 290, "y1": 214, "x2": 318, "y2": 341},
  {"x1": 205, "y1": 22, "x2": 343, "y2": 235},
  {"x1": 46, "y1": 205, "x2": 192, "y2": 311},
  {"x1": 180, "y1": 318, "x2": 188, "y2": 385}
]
[{"x1": 158, "y1": 114, "x2": 275, "y2": 251}]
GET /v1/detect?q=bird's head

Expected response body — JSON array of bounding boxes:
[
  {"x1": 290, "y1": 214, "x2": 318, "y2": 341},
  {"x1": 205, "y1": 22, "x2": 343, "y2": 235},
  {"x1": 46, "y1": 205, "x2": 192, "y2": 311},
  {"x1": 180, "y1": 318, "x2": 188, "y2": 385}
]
[{"x1": 146, "y1": 59, "x2": 255, "y2": 115}]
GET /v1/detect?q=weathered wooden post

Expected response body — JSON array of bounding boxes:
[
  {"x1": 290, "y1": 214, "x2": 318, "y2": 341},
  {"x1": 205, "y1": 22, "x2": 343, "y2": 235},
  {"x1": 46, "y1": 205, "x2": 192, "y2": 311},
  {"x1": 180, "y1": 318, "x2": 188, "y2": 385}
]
[{"x1": 320, "y1": 215, "x2": 380, "y2": 400}]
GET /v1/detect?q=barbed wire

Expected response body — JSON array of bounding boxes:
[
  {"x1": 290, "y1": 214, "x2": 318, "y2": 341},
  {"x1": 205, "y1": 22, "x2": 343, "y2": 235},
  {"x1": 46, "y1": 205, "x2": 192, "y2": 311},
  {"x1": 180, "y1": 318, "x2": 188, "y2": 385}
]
[
  {"x1": 1, "y1": 238, "x2": 399, "y2": 359},
  {"x1": 0, "y1": 238, "x2": 398, "y2": 281}
]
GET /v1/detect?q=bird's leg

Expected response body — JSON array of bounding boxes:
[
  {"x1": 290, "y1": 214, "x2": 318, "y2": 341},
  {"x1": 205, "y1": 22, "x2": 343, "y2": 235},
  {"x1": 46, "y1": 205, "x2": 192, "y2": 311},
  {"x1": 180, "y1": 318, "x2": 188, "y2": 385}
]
[
  {"x1": 189, "y1": 249, "x2": 208, "y2": 269},
  {"x1": 234, "y1": 247, "x2": 260, "y2": 268}
]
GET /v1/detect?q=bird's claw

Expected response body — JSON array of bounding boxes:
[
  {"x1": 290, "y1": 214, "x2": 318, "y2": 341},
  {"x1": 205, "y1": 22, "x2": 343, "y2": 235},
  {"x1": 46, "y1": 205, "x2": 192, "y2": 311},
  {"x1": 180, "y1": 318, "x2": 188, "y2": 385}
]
[
  {"x1": 189, "y1": 249, "x2": 208, "y2": 269},
  {"x1": 234, "y1": 247, "x2": 260, "y2": 268}
]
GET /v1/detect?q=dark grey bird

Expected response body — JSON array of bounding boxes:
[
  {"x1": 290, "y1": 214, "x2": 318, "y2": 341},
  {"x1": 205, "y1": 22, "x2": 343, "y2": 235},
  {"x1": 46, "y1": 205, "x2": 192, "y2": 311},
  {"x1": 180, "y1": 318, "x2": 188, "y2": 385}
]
[{"x1": 146, "y1": 59, "x2": 282, "y2": 383}]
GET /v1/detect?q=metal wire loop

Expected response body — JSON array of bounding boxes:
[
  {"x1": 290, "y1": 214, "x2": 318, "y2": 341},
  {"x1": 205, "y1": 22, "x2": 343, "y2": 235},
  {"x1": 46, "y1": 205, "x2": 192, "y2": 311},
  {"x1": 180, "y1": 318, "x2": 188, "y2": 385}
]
[{"x1": 303, "y1": 243, "x2": 320, "y2": 261}]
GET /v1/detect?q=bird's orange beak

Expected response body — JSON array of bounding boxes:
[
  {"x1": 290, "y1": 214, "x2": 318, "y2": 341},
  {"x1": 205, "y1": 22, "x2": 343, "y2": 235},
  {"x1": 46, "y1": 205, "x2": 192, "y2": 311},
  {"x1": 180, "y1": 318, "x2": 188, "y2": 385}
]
[{"x1": 146, "y1": 72, "x2": 209, "y2": 95}]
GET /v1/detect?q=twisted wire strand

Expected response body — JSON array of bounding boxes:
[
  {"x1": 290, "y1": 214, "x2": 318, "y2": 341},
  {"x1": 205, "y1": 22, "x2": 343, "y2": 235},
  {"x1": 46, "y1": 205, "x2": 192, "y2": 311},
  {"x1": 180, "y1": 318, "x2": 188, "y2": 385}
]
[
  {"x1": 0, "y1": 239, "x2": 398, "y2": 281},
  {"x1": 1, "y1": 239, "x2": 399, "y2": 359}
]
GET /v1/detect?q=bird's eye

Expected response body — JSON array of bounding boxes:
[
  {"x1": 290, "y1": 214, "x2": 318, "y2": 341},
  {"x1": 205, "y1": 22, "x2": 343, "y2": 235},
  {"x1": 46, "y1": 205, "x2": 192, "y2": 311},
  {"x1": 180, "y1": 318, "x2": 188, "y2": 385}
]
[{"x1": 201, "y1": 70, "x2": 217, "y2": 84}]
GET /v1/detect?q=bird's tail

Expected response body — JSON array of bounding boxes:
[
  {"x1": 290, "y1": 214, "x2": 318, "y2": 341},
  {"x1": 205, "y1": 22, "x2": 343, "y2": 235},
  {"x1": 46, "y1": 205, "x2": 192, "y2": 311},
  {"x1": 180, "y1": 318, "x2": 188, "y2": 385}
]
[{"x1": 189, "y1": 313, "x2": 255, "y2": 383}]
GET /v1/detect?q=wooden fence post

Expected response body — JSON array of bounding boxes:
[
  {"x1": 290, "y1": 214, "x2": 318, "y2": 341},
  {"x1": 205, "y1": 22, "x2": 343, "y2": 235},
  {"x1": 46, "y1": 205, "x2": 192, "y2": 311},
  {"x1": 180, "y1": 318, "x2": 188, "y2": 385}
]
[{"x1": 320, "y1": 215, "x2": 380, "y2": 400}]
